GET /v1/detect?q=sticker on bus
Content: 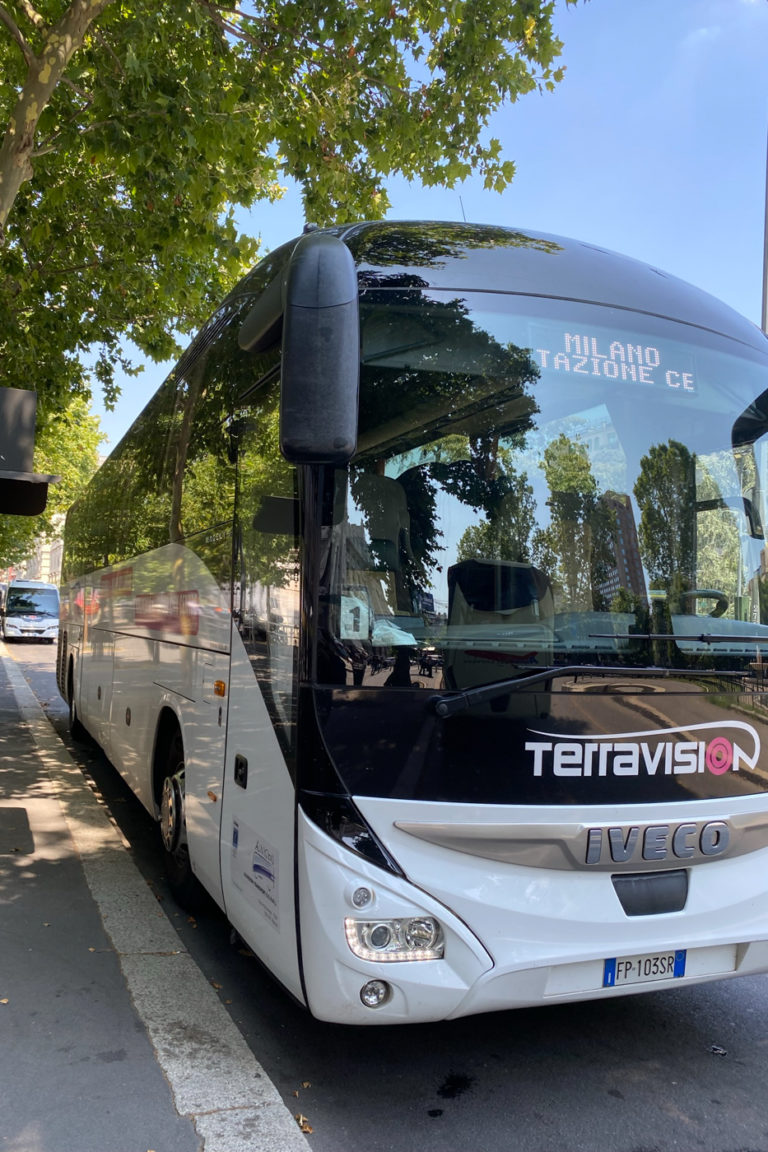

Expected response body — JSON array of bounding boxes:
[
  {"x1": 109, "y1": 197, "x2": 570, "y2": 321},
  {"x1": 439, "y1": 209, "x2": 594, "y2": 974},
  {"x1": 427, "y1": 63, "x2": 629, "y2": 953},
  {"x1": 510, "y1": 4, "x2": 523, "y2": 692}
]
[{"x1": 603, "y1": 950, "x2": 686, "y2": 987}]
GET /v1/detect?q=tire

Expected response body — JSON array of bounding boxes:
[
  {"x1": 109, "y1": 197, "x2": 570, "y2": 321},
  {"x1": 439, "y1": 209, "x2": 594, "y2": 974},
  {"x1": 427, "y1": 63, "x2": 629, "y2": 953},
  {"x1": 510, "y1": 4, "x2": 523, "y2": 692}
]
[{"x1": 159, "y1": 729, "x2": 204, "y2": 910}]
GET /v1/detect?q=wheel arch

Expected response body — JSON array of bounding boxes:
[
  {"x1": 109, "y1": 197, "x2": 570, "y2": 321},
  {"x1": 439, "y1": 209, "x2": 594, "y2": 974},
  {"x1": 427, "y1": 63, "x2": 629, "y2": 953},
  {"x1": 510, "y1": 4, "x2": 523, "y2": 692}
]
[
  {"x1": 152, "y1": 706, "x2": 184, "y2": 811},
  {"x1": 66, "y1": 652, "x2": 75, "y2": 704}
]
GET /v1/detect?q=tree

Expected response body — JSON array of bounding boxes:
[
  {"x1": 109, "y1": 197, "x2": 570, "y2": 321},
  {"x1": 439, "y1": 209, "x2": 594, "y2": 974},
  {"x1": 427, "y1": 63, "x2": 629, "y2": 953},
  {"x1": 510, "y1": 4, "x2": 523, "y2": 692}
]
[
  {"x1": 457, "y1": 468, "x2": 536, "y2": 563},
  {"x1": 633, "y1": 439, "x2": 696, "y2": 599},
  {"x1": 0, "y1": 0, "x2": 576, "y2": 428},
  {"x1": 694, "y1": 455, "x2": 741, "y2": 611},
  {"x1": 0, "y1": 395, "x2": 103, "y2": 566},
  {"x1": 533, "y1": 433, "x2": 615, "y2": 610},
  {"x1": 350, "y1": 277, "x2": 541, "y2": 601}
]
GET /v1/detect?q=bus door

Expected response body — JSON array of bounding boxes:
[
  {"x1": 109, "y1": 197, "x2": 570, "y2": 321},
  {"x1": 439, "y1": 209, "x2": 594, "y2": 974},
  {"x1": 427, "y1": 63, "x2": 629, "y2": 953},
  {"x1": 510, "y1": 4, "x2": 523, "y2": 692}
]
[
  {"x1": 219, "y1": 401, "x2": 303, "y2": 1001},
  {"x1": 80, "y1": 578, "x2": 116, "y2": 751}
]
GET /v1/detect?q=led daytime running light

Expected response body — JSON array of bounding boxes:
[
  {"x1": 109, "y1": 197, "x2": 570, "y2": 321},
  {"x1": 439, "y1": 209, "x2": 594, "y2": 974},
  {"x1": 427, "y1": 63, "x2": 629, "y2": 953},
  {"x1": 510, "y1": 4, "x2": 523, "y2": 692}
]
[{"x1": 345, "y1": 917, "x2": 444, "y2": 962}]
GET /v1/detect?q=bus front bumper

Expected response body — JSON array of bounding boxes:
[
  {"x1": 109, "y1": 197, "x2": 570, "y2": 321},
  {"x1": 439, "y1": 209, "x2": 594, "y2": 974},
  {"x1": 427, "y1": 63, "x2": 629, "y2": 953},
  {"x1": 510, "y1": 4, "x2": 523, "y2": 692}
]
[{"x1": 297, "y1": 810, "x2": 768, "y2": 1024}]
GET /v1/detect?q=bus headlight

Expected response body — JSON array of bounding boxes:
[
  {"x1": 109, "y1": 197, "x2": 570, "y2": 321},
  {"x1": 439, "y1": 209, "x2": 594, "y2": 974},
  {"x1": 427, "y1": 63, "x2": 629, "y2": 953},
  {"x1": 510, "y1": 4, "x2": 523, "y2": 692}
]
[{"x1": 344, "y1": 916, "x2": 444, "y2": 961}]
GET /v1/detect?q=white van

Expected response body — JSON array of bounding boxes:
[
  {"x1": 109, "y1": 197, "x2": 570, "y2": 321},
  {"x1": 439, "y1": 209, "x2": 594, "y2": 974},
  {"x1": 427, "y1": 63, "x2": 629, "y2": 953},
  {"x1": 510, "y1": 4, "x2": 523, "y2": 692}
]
[{"x1": 2, "y1": 580, "x2": 60, "y2": 643}]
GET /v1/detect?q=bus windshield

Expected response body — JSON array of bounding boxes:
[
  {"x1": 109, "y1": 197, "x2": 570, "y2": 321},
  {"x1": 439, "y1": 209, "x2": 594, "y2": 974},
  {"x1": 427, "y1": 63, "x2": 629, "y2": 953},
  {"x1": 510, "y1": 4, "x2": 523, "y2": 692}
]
[
  {"x1": 324, "y1": 290, "x2": 768, "y2": 684},
  {"x1": 6, "y1": 587, "x2": 59, "y2": 617}
]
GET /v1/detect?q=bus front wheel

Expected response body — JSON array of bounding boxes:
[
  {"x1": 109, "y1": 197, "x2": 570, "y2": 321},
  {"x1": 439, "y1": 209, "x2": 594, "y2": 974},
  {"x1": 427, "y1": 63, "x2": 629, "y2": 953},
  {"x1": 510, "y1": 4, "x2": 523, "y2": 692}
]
[{"x1": 159, "y1": 731, "x2": 202, "y2": 909}]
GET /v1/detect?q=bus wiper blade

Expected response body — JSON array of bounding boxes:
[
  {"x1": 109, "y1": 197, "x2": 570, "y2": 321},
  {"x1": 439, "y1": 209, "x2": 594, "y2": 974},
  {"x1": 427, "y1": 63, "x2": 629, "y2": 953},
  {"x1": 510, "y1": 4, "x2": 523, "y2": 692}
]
[{"x1": 430, "y1": 664, "x2": 746, "y2": 719}]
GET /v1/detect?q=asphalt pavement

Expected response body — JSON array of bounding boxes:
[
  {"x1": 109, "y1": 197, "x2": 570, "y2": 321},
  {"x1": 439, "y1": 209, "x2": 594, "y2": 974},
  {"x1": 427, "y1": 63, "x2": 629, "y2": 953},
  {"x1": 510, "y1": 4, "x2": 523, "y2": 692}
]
[{"x1": 0, "y1": 643, "x2": 310, "y2": 1152}]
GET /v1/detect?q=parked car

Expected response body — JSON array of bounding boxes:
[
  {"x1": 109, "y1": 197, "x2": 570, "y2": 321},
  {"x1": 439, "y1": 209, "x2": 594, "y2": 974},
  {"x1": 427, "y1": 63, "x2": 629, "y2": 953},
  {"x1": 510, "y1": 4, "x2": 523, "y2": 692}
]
[{"x1": 1, "y1": 580, "x2": 60, "y2": 643}]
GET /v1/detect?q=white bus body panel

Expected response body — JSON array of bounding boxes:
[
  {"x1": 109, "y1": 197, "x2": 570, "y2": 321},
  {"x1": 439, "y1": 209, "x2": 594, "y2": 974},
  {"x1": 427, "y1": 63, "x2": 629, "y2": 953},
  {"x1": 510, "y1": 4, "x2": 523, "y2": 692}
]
[
  {"x1": 80, "y1": 616, "x2": 114, "y2": 752},
  {"x1": 66, "y1": 542, "x2": 302, "y2": 997},
  {"x1": 73, "y1": 544, "x2": 231, "y2": 906},
  {"x1": 219, "y1": 628, "x2": 302, "y2": 1002},
  {"x1": 295, "y1": 794, "x2": 768, "y2": 1023}
]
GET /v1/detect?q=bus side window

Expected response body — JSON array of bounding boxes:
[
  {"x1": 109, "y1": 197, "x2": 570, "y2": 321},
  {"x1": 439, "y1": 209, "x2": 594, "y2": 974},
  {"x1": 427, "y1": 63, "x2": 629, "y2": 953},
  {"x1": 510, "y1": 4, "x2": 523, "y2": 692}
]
[{"x1": 234, "y1": 384, "x2": 299, "y2": 755}]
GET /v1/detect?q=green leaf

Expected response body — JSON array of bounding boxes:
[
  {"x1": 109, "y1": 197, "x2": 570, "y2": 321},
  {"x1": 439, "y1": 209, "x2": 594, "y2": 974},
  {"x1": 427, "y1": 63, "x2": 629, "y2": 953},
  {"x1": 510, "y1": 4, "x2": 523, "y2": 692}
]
[{"x1": 0, "y1": 0, "x2": 578, "y2": 423}]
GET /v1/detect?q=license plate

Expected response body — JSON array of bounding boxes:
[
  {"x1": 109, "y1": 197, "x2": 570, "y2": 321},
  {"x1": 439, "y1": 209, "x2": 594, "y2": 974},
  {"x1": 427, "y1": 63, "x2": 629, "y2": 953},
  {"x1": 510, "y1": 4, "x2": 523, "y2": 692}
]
[{"x1": 603, "y1": 949, "x2": 686, "y2": 987}]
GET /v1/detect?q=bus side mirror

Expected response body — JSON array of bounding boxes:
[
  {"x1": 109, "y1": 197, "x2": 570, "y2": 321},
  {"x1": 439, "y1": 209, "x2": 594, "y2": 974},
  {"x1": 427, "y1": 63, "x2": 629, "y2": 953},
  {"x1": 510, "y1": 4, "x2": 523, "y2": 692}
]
[{"x1": 280, "y1": 234, "x2": 359, "y2": 466}]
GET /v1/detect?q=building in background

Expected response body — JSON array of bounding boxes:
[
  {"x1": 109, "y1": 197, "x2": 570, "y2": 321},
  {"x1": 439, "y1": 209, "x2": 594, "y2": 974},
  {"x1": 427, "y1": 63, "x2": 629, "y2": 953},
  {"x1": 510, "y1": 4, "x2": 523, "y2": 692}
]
[
  {"x1": 0, "y1": 514, "x2": 64, "y2": 587},
  {"x1": 598, "y1": 492, "x2": 646, "y2": 606}
]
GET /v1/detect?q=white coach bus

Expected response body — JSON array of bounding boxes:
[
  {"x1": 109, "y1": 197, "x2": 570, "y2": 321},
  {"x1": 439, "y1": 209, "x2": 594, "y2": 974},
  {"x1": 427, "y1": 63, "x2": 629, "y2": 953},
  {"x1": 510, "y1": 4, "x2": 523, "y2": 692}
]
[{"x1": 58, "y1": 221, "x2": 768, "y2": 1023}]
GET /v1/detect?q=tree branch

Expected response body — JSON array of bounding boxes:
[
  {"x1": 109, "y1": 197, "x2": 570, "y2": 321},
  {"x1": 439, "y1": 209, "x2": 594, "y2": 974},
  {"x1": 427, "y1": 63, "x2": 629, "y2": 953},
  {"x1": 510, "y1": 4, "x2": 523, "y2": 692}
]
[
  {"x1": 91, "y1": 25, "x2": 125, "y2": 78},
  {"x1": 32, "y1": 105, "x2": 174, "y2": 160},
  {"x1": 16, "y1": 0, "x2": 46, "y2": 30},
  {"x1": 0, "y1": 3, "x2": 36, "y2": 66},
  {"x1": 196, "y1": 0, "x2": 301, "y2": 50},
  {"x1": 59, "y1": 74, "x2": 91, "y2": 100},
  {"x1": 0, "y1": 0, "x2": 117, "y2": 243},
  {"x1": 196, "y1": 0, "x2": 247, "y2": 44}
]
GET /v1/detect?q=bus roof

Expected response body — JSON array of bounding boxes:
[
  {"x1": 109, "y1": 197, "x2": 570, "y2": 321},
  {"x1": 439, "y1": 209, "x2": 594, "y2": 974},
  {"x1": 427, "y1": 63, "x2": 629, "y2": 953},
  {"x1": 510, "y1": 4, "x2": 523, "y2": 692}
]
[{"x1": 326, "y1": 220, "x2": 767, "y2": 355}]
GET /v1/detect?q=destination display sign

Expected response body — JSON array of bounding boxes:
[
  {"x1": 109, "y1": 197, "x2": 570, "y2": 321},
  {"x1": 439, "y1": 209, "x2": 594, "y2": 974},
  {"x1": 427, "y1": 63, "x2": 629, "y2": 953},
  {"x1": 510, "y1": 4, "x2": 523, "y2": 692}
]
[{"x1": 531, "y1": 328, "x2": 696, "y2": 393}]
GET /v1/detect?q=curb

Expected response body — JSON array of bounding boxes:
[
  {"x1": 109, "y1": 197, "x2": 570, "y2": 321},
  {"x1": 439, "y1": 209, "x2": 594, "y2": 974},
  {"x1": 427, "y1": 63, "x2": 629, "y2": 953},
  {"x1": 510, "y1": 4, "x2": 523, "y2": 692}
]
[{"x1": 2, "y1": 647, "x2": 310, "y2": 1152}]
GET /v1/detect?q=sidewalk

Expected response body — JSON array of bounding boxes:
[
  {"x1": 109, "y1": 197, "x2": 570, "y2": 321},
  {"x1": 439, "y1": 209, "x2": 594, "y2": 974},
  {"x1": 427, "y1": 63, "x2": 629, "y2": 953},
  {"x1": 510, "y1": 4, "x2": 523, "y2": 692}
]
[{"x1": 0, "y1": 647, "x2": 310, "y2": 1152}]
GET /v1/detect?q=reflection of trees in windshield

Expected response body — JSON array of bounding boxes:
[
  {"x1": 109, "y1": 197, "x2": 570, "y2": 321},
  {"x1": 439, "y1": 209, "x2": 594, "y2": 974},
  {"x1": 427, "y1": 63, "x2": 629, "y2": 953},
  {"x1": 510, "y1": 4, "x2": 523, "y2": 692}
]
[
  {"x1": 532, "y1": 434, "x2": 616, "y2": 611},
  {"x1": 357, "y1": 290, "x2": 539, "y2": 449},
  {"x1": 237, "y1": 396, "x2": 298, "y2": 592},
  {"x1": 634, "y1": 440, "x2": 695, "y2": 607},
  {"x1": 343, "y1": 279, "x2": 768, "y2": 679},
  {"x1": 695, "y1": 456, "x2": 741, "y2": 607},
  {"x1": 348, "y1": 221, "x2": 562, "y2": 279},
  {"x1": 63, "y1": 291, "x2": 280, "y2": 581},
  {"x1": 62, "y1": 239, "x2": 294, "y2": 585},
  {"x1": 457, "y1": 465, "x2": 536, "y2": 564},
  {"x1": 351, "y1": 288, "x2": 541, "y2": 608},
  {"x1": 632, "y1": 438, "x2": 761, "y2": 627}
]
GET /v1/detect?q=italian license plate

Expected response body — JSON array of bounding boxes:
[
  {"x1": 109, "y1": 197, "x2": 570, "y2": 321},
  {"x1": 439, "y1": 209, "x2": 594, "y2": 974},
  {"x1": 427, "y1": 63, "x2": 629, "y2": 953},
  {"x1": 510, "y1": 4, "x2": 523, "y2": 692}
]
[{"x1": 603, "y1": 949, "x2": 686, "y2": 987}]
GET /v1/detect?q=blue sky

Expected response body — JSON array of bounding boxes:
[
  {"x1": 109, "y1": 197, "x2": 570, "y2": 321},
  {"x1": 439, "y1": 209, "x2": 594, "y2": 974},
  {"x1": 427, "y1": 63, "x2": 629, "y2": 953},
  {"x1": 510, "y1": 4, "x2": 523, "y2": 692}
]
[{"x1": 94, "y1": 0, "x2": 768, "y2": 450}]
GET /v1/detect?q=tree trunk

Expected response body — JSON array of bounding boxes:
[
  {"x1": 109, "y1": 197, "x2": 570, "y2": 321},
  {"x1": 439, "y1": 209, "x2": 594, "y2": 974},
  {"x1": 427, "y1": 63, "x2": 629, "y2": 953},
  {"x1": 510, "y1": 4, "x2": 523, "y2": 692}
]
[{"x1": 0, "y1": 0, "x2": 114, "y2": 243}]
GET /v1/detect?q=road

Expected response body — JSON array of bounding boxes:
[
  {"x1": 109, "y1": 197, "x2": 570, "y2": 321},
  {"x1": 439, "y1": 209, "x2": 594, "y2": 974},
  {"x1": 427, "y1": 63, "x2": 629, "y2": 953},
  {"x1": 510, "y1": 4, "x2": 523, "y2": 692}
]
[{"x1": 11, "y1": 642, "x2": 768, "y2": 1152}]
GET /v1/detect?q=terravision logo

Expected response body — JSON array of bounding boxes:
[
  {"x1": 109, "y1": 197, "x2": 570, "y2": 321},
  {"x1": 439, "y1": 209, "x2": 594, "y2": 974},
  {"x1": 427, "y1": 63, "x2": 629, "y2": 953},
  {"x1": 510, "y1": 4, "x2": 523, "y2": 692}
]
[{"x1": 525, "y1": 721, "x2": 761, "y2": 779}]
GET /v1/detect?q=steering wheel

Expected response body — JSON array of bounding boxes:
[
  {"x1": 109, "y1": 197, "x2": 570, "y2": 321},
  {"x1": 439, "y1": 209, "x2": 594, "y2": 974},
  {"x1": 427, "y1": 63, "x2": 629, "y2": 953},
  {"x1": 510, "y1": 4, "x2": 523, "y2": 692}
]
[{"x1": 678, "y1": 589, "x2": 729, "y2": 618}]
